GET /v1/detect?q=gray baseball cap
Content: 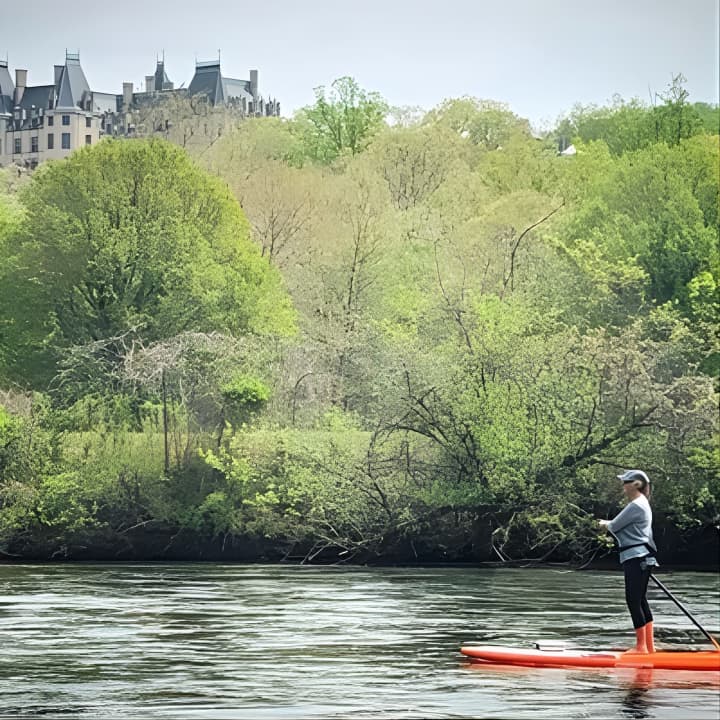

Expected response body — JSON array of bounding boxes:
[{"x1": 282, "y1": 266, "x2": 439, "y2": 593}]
[{"x1": 617, "y1": 469, "x2": 650, "y2": 484}]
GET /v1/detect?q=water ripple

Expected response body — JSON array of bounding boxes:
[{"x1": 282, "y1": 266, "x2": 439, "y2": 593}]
[{"x1": 0, "y1": 564, "x2": 718, "y2": 719}]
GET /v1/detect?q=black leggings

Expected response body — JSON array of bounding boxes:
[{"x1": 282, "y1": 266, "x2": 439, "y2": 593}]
[{"x1": 623, "y1": 557, "x2": 653, "y2": 629}]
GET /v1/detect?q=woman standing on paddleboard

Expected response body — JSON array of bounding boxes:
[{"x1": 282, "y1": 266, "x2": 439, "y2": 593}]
[{"x1": 598, "y1": 470, "x2": 657, "y2": 654}]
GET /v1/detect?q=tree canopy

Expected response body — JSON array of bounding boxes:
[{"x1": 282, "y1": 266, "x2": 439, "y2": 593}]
[
  {"x1": 0, "y1": 77, "x2": 717, "y2": 566},
  {"x1": 0, "y1": 139, "x2": 295, "y2": 387},
  {"x1": 294, "y1": 77, "x2": 389, "y2": 163}
]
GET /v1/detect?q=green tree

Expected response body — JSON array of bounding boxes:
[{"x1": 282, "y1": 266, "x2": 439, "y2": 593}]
[
  {"x1": 1, "y1": 139, "x2": 296, "y2": 388},
  {"x1": 201, "y1": 116, "x2": 305, "y2": 173},
  {"x1": 295, "y1": 77, "x2": 388, "y2": 163},
  {"x1": 651, "y1": 74, "x2": 704, "y2": 146},
  {"x1": 691, "y1": 102, "x2": 720, "y2": 134},
  {"x1": 555, "y1": 97, "x2": 655, "y2": 155},
  {"x1": 555, "y1": 76, "x2": 709, "y2": 155},
  {"x1": 424, "y1": 97, "x2": 531, "y2": 151},
  {"x1": 558, "y1": 141, "x2": 717, "y2": 314},
  {"x1": 0, "y1": 191, "x2": 26, "y2": 383}
]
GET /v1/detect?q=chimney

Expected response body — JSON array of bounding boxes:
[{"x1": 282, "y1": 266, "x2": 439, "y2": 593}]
[
  {"x1": 54, "y1": 64, "x2": 64, "y2": 87},
  {"x1": 14, "y1": 68, "x2": 27, "y2": 105},
  {"x1": 249, "y1": 69, "x2": 258, "y2": 99},
  {"x1": 122, "y1": 82, "x2": 133, "y2": 109},
  {"x1": 145, "y1": 75, "x2": 155, "y2": 93}
]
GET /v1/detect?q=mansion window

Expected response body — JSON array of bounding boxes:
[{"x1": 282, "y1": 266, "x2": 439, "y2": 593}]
[
  {"x1": 85, "y1": 135, "x2": 92, "y2": 145},
  {"x1": 47, "y1": 133, "x2": 54, "y2": 150},
  {"x1": 47, "y1": 116, "x2": 54, "y2": 127},
  {"x1": 14, "y1": 138, "x2": 21, "y2": 154},
  {"x1": 62, "y1": 115, "x2": 70, "y2": 126},
  {"x1": 61, "y1": 133, "x2": 71, "y2": 150},
  {"x1": 31, "y1": 136, "x2": 39, "y2": 153},
  {"x1": 85, "y1": 116, "x2": 92, "y2": 128}
]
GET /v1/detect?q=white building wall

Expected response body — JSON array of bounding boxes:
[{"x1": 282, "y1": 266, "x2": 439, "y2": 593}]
[{"x1": 1, "y1": 109, "x2": 102, "y2": 166}]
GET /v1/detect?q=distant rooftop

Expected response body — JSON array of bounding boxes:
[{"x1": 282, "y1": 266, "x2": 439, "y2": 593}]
[
  {"x1": 0, "y1": 60, "x2": 14, "y2": 115},
  {"x1": 18, "y1": 84, "x2": 55, "y2": 111},
  {"x1": 56, "y1": 51, "x2": 91, "y2": 108},
  {"x1": 188, "y1": 59, "x2": 256, "y2": 106}
]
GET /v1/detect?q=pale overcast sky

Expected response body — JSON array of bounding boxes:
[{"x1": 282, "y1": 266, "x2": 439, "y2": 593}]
[{"x1": 4, "y1": 0, "x2": 719, "y2": 128}]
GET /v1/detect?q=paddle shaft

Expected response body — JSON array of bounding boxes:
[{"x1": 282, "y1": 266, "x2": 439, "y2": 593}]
[{"x1": 650, "y1": 574, "x2": 720, "y2": 651}]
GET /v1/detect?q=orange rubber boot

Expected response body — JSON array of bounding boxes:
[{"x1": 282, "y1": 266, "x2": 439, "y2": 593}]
[{"x1": 644, "y1": 621, "x2": 655, "y2": 653}]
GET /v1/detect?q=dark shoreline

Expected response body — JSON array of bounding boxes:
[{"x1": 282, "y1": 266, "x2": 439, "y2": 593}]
[
  {"x1": 1, "y1": 556, "x2": 717, "y2": 573},
  {"x1": 2, "y1": 524, "x2": 717, "y2": 570}
]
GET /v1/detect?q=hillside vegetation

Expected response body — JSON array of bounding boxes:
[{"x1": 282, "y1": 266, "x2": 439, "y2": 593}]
[{"x1": 1, "y1": 75, "x2": 717, "y2": 565}]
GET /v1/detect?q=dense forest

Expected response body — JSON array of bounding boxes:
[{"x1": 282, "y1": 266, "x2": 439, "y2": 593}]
[{"x1": 0, "y1": 75, "x2": 718, "y2": 565}]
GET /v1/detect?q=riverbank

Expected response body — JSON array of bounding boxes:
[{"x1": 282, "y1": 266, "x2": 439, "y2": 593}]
[{"x1": 2, "y1": 524, "x2": 718, "y2": 570}]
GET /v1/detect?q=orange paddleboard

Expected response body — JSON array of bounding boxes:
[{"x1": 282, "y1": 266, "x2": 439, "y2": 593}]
[{"x1": 460, "y1": 645, "x2": 720, "y2": 671}]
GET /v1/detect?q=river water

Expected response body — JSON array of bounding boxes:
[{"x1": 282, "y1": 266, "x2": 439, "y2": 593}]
[{"x1": 0, "y1": 564, "x2": 718, "y2": 719}]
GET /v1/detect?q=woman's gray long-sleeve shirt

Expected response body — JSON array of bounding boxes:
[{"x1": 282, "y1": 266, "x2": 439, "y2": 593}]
[{"x1": 607, "y1": 495, "x2": 658, "y2": 565}]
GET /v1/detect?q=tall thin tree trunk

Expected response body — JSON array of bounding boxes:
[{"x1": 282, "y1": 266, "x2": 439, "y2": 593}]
[{"x1": 162, "y1": 369, "x2": 170, "y2": 475}]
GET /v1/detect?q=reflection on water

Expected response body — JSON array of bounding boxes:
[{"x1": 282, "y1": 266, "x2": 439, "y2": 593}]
[
  {"x1": 616, "y1": 668, "x2": 720, "y2": 720},
  {"x1": 0, "y1": 564, "x2": 718, "y2": 719},
  {"x1": 621, "y1": 677, "x2": 652, "y2": 720}
]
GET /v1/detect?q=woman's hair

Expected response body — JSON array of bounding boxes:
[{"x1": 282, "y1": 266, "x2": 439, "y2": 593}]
[{"x1": 632, "y1": 477, "x2": 651, "y2": 499}]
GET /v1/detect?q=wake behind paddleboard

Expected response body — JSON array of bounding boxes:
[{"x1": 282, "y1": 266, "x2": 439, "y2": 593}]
[{"x1": 460, "y1": 645, "x2": 720, "y2": 671}]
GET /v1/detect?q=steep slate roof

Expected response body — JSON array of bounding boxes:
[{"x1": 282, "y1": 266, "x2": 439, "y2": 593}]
[
  {"x1": 18, "y1": 84, "x2": 54, "y2": 110},
  {"x1": 188, "y1": 61, "x2": 224, "y2": 104},
  {"x1": 56, "y1": 54, "x2": 90, "y2": 108},
  {"x1": 0, "y1": 61, "x2": 14, "y2": 115}
]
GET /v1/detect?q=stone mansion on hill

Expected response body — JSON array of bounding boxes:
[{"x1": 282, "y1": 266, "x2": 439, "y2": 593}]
[{"x1": 0, "y1": 52, "x2": 281, "y2": 168}]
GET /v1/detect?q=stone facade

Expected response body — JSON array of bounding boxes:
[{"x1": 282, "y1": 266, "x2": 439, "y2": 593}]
[
  {"x1": 0, "y1": 54, "x2": 105, "y2": 168},
  {"x1": 0, "y1": 53, "x2": 281, "y2": 169}
]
